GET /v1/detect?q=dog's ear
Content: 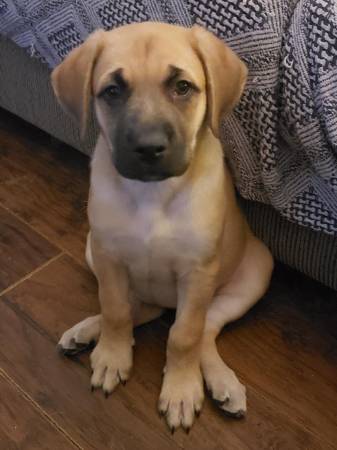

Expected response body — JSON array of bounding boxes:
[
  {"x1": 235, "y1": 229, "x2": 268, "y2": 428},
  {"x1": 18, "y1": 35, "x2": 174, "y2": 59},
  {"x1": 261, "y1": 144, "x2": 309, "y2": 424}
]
[
  {"x1": 51, "y1": 30, "x2": 104, "y2": 138},
  {"x1": 192, "y1": 25, "x2": 247, "y2": 138}
]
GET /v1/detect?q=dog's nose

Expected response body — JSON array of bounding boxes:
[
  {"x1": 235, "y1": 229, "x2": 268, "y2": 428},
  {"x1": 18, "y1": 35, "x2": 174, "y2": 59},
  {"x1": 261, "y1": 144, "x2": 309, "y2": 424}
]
[
  {"x1": 135, "y1": 144, "x2": 166, "y2": 163},
  {"x1": 131, "y1": 128, "x2": 169, "y2": 163}
]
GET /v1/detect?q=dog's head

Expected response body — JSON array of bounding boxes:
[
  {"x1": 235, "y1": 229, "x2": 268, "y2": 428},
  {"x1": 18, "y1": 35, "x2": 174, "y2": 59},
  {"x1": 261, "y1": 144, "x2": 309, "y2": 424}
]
[{"x1": 52, "y1": 22, "x2": 247, "y2": 182}]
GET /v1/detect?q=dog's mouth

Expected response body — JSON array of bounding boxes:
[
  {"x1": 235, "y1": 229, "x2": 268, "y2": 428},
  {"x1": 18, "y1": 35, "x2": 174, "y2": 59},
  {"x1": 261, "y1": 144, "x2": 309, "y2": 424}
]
[
  {"x1": 134, "y1": 175, "x2": 169, "y2": 182},
  {"x1": 114, "y1": 163, "x2": 185, "y2": 182},
  {"x1": 123, "y1": 171, "x2": 171, "y2": 182}
]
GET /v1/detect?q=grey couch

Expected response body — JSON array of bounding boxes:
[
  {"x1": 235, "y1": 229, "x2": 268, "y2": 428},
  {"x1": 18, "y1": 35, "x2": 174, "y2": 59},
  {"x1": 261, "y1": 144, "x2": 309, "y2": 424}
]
[{"x1": 0, "y1": 37, "x2": 336, "y2": 290}]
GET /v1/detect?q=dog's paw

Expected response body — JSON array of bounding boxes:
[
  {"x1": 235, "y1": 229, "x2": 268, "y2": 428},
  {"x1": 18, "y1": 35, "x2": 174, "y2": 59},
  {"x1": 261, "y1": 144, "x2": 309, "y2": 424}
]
[
  {"x1": 203, "y1": 360, "x2": 246, "y2": 418},
  {"x1": 90, "y1": 338, "x2": 133, "y2": 395},
  {"x1": 158, "y1": 366, "x2": 204, "y2": 433},
  {"x1": 58, "y1": 315, "x2": 101, "y2": 356}
]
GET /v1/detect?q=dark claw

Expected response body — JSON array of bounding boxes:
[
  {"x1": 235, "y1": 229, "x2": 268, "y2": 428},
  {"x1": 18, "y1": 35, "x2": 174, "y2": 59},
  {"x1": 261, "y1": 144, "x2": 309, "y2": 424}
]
[
  {"x1": 158, "y1": 409, "x2": 166, "y2": 418},
  {"x1": 222, "y1": 409, "x2": 245, "y2": 419},
  {"x1": 117, "y1": 371, "x2": 127, "y2": 386},
  {"x1": 184, "y1": 427, "x2": 190, "y2": 435},
  {"x1": 170, "y1": 427, "x2": 175, "y2": 435},
  {"x1": 214, "y1": 396, "x2": 230, "y2": 407},
  {"x1": 195, "y1": 409, "x2": 201, "y2": 418},
  {"x1": 57, "y1": 346, "x2": 77, "y2": 357},
  {"x1": 76, "y1": 342, "x2": 91, "y2": 349},
  {"x1": 91, "y1": 385, "x2": 95, "y2": 393},
  {"x1": 58, "y1": 340, "x2": 96, "y2": 357},
  {"x1": 234, "y1": 409, "x2": 245, "y2": 419},
  {"x1": 78, "y1": 340, "x2": 96, "y2": 353}
]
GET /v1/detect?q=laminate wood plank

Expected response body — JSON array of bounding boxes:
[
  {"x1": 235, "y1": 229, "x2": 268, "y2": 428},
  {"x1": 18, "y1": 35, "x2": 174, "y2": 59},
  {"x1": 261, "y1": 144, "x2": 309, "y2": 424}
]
[
  {"x1": 0, "y1": 373, "x2": 79, "y2": 450},
  {"x1": 0, "y1": 109, "x2": 89, "y2": 263},
  {"x1": 0, "y1": 206, "x2": 59, "y2": 291},
  {"x1": 1, "y1": 254, "x2": 99, "y2": 343},
  {"x1": 0, "y1": 299, "x2": 178, "y2": 450},
  {"x1": 1, "y1": 254, "x2": 335, "y2": 449}
]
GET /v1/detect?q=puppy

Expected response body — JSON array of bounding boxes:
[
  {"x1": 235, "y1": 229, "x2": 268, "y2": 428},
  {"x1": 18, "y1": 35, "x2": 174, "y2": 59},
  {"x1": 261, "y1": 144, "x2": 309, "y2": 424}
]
[{"x1": 52, "y1": 22, "x2": 273, "y2": 432}]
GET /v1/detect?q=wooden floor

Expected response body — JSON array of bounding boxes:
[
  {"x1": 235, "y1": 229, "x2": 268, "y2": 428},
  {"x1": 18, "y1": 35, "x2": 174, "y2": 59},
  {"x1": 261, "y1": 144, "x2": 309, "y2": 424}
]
[{"x1": 0, "y1": 108, "x2": 336, "y2": 450}]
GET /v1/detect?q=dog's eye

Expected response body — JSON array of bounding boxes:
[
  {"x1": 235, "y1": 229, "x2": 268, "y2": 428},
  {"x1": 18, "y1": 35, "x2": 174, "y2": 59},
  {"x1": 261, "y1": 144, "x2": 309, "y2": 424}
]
[
  {"x1": 174, "y1": 80, "x2": 192, "y2": 96},
  {"x1": 104, "y1": 84, "x2": 122, "y2": 98}
]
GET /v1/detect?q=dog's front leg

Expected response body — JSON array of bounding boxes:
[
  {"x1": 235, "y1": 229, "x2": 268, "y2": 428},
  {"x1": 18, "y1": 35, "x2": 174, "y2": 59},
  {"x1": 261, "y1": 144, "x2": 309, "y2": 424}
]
[
  {"x1": 159, "y1": 265, "x2": 216, "y2": 432},
  {"x1": 90, "y1": 236, "x2": 133, "y2": 396}
]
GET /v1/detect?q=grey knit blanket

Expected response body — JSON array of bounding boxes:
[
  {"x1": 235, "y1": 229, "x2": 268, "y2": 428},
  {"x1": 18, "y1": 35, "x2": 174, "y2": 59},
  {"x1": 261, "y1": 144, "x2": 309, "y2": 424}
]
[{"x1": 1, "y1": 0, "x2": 336, "y2": 235}]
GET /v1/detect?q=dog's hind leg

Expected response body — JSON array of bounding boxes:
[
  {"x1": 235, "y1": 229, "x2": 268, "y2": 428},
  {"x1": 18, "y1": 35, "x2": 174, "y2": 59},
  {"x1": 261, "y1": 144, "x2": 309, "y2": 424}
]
[
  {"x1": 58, "y1": 303, "x2": 164, "y2": 355},
  {"x1": 201, "y1": 237, "x2": 273, "y2": 417},
  {"x1": 58, "y1": 315, "x2": 101, "y2": 355},
  {"x1": 85, "y1": 231, "x2": 96, "y2": 276}
]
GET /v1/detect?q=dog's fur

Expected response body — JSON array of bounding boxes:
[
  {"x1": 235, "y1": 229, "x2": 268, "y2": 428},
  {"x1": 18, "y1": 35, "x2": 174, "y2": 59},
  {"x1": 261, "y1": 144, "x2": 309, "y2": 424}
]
[{"x1": 53, "y1": 22, "x2": 273, "y2": 432}]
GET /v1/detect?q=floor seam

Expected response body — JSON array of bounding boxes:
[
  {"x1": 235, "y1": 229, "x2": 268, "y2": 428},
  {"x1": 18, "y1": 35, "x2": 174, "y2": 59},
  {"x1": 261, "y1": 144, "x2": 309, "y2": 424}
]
[
  {"x1": 0, "y1": 368, "x2": 84, "y2": 450},
  {"x1": 0, "y1": 253, "x2": 64, "y2": 298},
  {"x1": 0, "y1": 202, "x2": 88, "y2": 268}
]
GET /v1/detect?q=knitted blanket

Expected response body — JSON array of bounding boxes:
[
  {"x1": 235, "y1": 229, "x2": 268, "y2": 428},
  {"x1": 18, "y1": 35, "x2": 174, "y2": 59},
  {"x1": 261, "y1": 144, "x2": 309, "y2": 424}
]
[{"x1": 1, "y1": 0, "x2": 336, "y2": 235}]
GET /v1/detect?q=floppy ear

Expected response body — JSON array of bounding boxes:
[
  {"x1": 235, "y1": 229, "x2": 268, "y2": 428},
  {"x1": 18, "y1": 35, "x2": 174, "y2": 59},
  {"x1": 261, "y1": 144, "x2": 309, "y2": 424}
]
[
  {"x1": 192, "y1": 25, "x2": 248, "y2": 138},
  {"x1": 51, "y1": 30, "x2": 104, "y2": 137}
]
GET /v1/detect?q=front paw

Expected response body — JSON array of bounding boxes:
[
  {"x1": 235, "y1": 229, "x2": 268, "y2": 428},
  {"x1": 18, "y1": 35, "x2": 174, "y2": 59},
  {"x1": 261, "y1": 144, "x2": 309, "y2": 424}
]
[
  {"x1": 90, "y1": 338, "x2": 133, "y2": 396},
  {"x1": 158, "y1": 366, "x2": 204, "y2": 433}
]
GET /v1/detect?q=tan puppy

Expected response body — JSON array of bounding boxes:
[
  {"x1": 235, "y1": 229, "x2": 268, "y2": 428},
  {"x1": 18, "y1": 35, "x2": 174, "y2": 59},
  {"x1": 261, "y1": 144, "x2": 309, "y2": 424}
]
[{"x1": 53, "y1": 22, "x2": 273, "y2": 432}]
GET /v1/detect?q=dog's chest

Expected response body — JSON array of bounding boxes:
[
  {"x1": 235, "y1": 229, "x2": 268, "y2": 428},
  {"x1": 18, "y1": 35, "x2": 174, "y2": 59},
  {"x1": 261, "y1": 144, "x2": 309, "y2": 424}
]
[{"x1": 92, "y1": 187, "x2": 205, "y2": 307}]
